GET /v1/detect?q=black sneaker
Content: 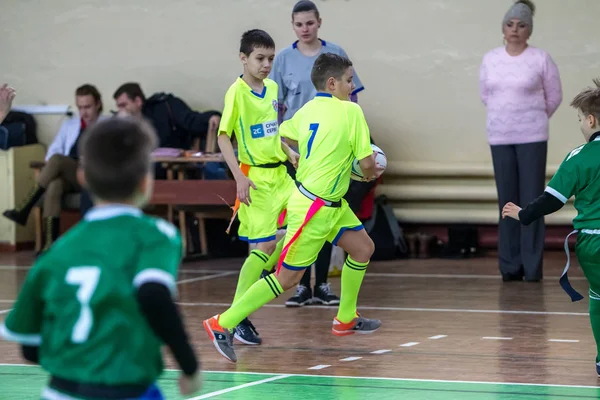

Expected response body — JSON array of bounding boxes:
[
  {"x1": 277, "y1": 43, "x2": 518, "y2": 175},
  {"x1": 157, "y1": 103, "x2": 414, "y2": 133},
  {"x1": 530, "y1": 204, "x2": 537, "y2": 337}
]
[
  {"x1": 285, "y1": 284, "x2": 312, "y2": 307},
  {"x1": 234, "y1": 318, "x2": 262, "y2": 345},
  {"x1": 596, "y1": 361, "x2": 600, "y2": 377},
  {"x1": 313, "y1": 283, "x2": 340, "y2": 306}
]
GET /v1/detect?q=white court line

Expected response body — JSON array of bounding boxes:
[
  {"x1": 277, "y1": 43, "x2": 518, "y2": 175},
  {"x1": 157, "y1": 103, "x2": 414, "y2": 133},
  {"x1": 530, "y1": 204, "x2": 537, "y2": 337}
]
[
  {"x1": 429, "y1": 335, "x2": 447, "y2": 340},
  {"x1": 0, "y1": 265, "x2": 589, "y2": 280},
  {"x1": 370, "y1": 349, "x2": 392, "y2": 354},
  {"x1": 340, "y1": 356, "x2": 362, "y2": 362},
  {"x1": 2, "y1": 364, "x2": 600, "y2": 390},
  {"x1": 187, "y1": 374, "x2": 290, "y2": 399},
  {"x1": 400, "y1": 342, "x2": 419, "y2": 347},
  {"x1": 175, "y1": 302, "x2": 589, "y2": 317},
  {"x1": 176, "y1": 272, "x2": 237, "y2": 285},
  {"x1": 363, "y1": 272, "x2": 588, "y2": 280},
  {"x1": 0, "y1": 309, "x2": 12, "y2": 315},
  {"x1": 482, "y1": 337, "x2": 513, "y2": 340},
  {"x1": 548, "y1": 339, "x2": 579, "y2": 343},
  {"x1": 308, "y1": 365, "x2": 331, "y2": 370}
]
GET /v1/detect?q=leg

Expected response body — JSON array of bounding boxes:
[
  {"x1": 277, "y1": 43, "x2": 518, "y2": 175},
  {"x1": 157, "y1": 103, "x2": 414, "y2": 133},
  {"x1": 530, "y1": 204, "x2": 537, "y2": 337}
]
[
  {"x1": 490, "y1": 145, "x2": 523, "y2": 280},
  {"x1": 575, "y1": 235, "x2": 600, "y2": 374},
  {"x1": 516, "y1": 141, "x2": 547, "y2": 281},
  {"x1": 41, "y1": 179, "x2": 64, "y2": 251},
  {"x1": 204, "y1": 188, "x2": 330, "y2": 362},
  {"x1": 285, "y1": 265, "x2": 314, "y2": 307},
  {"x1": 328, "y1": 202, "x2": 381, "y2": 335},
  {"x1": 230, "y1": 167, "x2": 293, "y2": 344}
]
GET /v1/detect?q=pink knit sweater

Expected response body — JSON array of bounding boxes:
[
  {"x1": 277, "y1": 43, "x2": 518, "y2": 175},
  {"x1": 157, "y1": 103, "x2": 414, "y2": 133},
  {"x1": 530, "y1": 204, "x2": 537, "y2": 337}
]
[{"x1": 479, "y1": 46, "x2": 562, "y2": 145}]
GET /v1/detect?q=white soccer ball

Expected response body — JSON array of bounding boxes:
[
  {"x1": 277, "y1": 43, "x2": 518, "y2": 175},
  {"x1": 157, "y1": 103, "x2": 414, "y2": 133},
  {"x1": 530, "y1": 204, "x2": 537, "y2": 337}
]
[{"x1": 350, "y1": 144, "x2": 387, "y2": 181}]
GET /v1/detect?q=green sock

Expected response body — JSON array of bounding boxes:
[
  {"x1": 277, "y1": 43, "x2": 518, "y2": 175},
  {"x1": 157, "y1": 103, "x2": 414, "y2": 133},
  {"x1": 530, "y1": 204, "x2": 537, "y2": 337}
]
[
  {"x1": 337, "y1": 256, "x2": 369, "y2": 323},
  {"x1": 589, "y1": 294, "x2": 600, "y2": 363},
  {"x1": 232, "y1": 249, "x2": 270, "y2": 305},
  {"x1": 220, "y1": 273, "x2": 283, "y2": 329}
]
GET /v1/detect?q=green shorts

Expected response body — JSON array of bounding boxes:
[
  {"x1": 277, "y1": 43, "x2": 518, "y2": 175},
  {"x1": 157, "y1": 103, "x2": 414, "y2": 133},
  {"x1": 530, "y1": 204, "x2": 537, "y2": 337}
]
[
  {"x1": 238, "y1": 164, "x2": 295, "y2": 243},
  {"x1": 281, "y1": 186, "x2": 363, "y2": 269}
]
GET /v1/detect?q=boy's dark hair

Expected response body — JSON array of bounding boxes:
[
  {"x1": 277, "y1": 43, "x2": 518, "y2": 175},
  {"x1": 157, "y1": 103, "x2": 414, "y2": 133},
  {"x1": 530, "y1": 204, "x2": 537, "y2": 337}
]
[
  {"x1": 79, "y1": 117, "x2": 157, "y2": 202},
  {"x1": 311, "y1": 53, "x2": 353, "y2": 91},
  {"x1": 113, "y1": 82, "x2": 146, "y2": 102},
  {"x1": 75, "y1": 84, "x2": 103, "y2": 113},
  {"x1": 239, "y1": 29, "x2": 275, "y2": 56},
  {"x1": 292, "y1": 0, "x2": 320, "y2": 20},
  {"x1": 570, "y1": 78, "x2": 600, "y2": 121}
]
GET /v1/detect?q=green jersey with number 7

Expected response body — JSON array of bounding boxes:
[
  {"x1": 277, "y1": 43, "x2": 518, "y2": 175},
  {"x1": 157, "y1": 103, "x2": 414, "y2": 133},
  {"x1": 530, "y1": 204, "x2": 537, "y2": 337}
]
[{"x1": 0, "y1": 207, "x2": 182, "y2": 386}]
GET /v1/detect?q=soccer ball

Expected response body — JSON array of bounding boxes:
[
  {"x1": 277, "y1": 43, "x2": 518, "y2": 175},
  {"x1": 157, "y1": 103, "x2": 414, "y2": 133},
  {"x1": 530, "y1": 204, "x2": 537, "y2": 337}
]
[{"x1": 350, "y1": 144, "x2": 387, "y2": 181}]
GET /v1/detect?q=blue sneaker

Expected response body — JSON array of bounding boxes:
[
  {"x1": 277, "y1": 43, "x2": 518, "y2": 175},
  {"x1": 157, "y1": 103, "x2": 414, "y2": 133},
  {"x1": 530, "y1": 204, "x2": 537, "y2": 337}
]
[{"x1": 234, "y1": 318, "x2": 262, "y2": 345}]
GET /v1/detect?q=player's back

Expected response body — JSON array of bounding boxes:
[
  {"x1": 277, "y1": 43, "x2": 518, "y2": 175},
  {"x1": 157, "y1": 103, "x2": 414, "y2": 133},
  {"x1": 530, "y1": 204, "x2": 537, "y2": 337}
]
[
  {"x1": 283, "y1": 94, "x2": 372, "y2": 201},
  {"x1": 32, "y1": 206, "x2": 181, "y2": 386}
]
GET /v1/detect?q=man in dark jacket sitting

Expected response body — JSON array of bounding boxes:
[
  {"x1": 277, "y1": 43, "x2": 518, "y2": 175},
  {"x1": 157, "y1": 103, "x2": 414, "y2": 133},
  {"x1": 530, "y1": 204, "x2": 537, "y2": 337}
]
[{"x1": 80, "y1": 82, "x2": 221, "y2": 216}]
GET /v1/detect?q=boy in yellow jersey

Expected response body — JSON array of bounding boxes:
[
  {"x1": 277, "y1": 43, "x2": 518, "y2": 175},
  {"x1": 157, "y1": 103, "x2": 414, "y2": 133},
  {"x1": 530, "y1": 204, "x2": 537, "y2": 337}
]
[
  {"x1": 204, "y1": 53, "x2": 382, "y2": 362},
  {"x1": 216, "y1": 29, "x2": 299, "y2": 347}
]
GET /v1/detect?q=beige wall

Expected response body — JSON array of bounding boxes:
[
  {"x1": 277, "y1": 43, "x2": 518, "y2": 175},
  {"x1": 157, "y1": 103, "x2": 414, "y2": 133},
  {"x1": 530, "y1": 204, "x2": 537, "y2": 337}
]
[{"x1": 3, "y1": 0, "x2": 598, "y2": 224}]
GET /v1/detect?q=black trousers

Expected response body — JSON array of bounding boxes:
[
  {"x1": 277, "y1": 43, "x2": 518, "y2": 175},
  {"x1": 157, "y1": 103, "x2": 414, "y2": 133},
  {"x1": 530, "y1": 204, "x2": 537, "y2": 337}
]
[{"x1": 490, "y1": 141, "x2": 547, "y2": 281}]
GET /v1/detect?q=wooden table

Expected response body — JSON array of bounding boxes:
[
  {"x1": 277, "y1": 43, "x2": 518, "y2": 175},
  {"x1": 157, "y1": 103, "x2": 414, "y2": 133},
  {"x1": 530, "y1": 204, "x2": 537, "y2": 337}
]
[{"x1": 29, "y1": 153, "x2": 237, "y2": 256}]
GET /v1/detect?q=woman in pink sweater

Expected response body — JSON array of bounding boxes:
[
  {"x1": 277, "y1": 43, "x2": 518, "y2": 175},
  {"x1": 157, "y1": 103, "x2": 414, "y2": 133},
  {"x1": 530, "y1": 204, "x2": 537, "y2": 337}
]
[{"x1": 479, "y1": 0, "x2": 562, "y2": 282}]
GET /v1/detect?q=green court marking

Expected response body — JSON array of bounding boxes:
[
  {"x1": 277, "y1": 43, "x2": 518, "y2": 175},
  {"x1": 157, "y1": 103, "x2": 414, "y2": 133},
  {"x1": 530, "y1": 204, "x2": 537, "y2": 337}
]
[{"x1": 0, "y1": 364, "x2": 599, "y2": 399}]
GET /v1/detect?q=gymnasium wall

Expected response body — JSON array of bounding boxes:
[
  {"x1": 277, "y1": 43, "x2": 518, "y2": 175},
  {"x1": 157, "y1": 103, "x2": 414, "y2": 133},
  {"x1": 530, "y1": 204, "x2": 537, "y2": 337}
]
[{"x1": 3, "y1": 0, "x2": 598, "y2": 224}]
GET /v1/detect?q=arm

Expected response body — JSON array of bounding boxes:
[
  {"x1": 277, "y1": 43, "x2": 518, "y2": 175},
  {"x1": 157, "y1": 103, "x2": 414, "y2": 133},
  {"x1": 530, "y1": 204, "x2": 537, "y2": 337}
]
[
  {"x1": 502, "y1": 192, "x2": 565, "y2": 225},
  {"x1": 0, "y1": 84, "x2": 16, "y2": 124},
  {"x1": 503, "y1": 150, "x2": 579, "y2": 224},
  {"x1": 479, "y1": 58, "x2": 489, "y2": 106},
  {"x1": 542, "y1": 53, "x2": 563, "y2": 118},
  {"x1": 45, "y1": 120, "x2": 69, "y2": 161},
  {"x1": 349, "y1": 103, "x2": 376, "y2": 180},
  {"x1": 133, "y1": 219, "x2": 201, "y2": 395},
  {"x1": 218, "y1": 134, "x2": 246, "y2": 182},
  {"x1": 280, "y1": 139, "x2": 299, "y2": 169},
  {"x1": 136, "y1": 283, "x2": 198, "y2": 375}
]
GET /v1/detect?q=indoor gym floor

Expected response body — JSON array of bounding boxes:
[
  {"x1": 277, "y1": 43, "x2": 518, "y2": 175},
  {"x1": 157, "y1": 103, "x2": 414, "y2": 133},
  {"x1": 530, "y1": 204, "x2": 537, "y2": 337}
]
[{"x1": 0, "y1": 251, "x2": 599, "y2": 399}]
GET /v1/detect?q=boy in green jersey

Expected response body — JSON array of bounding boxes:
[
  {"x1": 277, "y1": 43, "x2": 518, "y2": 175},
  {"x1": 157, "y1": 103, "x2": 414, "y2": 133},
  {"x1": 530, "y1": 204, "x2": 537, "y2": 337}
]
[
  {"x1": 503, "y1": 78, "x2": 600, "y2": 376},
  {"x1": 0, "y1": 117, "x2": 201, "y2": 399}
]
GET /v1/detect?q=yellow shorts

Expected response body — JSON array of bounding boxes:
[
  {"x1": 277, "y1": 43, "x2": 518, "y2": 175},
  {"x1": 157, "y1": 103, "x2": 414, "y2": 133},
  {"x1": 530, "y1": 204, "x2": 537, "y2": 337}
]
[
  {"x1": 238, "y1": 164, "x2": 295, "y2": 243},
  {"x1": 281, "y1": 187, "x2": 363, "y2": 269}
]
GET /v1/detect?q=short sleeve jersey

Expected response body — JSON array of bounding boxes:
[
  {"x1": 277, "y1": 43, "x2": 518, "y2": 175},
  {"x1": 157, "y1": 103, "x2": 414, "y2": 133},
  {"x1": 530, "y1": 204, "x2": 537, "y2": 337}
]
[
  {"x1": 270, "y1": 40, "x2": 365, "y2": 121},
  {"x1": 280, "y1": 93, "x2": 372, "y2": 201},
  {"x1": 546, "y1": 137, "x2": 600, "y2": 230},
  {"x1": 0, "y1": 205, "x2": 182, "y2": 386},
  {"x1": 218, "y1": 77, "x2": 287, "y2": 166}
]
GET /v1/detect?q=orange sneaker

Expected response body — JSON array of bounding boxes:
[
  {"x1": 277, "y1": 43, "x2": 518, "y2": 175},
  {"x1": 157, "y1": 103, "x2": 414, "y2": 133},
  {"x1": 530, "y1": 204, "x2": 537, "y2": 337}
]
[
  {"x1": 203, "y1": 315, "x2": 237, "y2": 362},
  {"x1": 332, "y1": 314, "x2": 382, "y2": 336}
]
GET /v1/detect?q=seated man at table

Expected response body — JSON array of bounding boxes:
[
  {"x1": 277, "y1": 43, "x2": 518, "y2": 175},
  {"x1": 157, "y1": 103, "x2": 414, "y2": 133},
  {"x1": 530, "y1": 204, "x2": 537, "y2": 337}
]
[
  {"x1": 2, "y1": 84, "x2": 105, "y2": 251},
  {"x1": 80, "y1": 83, "x2": 224, "y2": 216}
]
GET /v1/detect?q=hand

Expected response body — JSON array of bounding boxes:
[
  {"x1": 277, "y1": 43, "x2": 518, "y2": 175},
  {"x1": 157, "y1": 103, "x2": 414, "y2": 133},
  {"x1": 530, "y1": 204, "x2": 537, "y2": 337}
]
[
  {"x1": 179, "y1": 371, "x2": 202, "y2": 395},
  {"x1": 287, "y1": 149, "x2": 300, "y2": 169},
  {"x1": 208, "y1": 115, "x2": 220, "y2": 133},
  {"x1": 502, "y1": 202, "x2": 521, "y2": 221},
  {"x1": 0, "y1": 84, "x2": 16, "y2": 122},
  {"x1": 236, "y1": 175, "x2": 257, "y2": 206}
]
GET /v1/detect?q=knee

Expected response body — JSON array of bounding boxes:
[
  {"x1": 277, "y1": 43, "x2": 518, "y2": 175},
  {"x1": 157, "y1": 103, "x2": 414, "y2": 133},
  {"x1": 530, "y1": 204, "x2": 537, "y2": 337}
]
[
  {"x1": 45, "y1": 180, "x2": 65, "y2": 198},
  {"x1": 274, "y1": 268, "x2": 304, "y2": 291},
  {"x1": 256, "y1": 240, "x2": 277, "y2": 256},
  {"x1": 46, "y1": 154, "x2": 67, "y2": 169},
  {"x1": 348, "y1": 236, "x2": 375, "y2": 264}
]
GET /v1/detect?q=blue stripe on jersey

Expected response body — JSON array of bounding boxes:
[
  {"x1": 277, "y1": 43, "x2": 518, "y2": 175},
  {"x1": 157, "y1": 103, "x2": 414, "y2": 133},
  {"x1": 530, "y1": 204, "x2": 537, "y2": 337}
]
[
  {"x1": 250, "y1": 86, "x2": 267, "y2": 99},
  {"x1": 315, "y1": 92, "x2": 333, "y2": 98},
  {"x1": 239, "y1": 116, "x2": 256, "y2": 166},
  {"x1": 330, "y1": 154, "x2": 354, "y2": 195}
]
